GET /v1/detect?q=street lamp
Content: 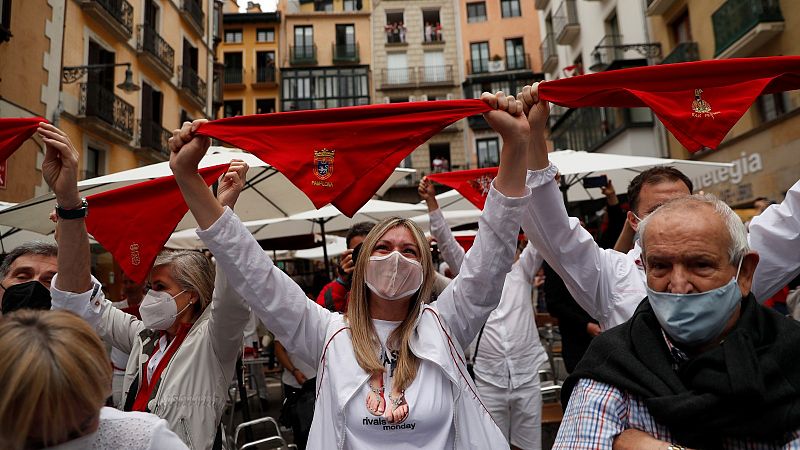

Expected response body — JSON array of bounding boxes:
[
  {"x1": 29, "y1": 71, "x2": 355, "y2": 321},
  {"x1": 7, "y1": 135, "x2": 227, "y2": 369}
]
[
  {"x1": 589, "y1": 42, "x2": 662, "y2": 73},
  {"x1": 61, "y1": 62, "x2": 140, "y2": 93}
]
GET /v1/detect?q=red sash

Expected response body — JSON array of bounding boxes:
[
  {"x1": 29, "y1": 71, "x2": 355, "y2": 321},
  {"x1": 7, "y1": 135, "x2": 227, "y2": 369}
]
[{"x1": 131, "y1": 323, "x2": 192, "y2": 412}]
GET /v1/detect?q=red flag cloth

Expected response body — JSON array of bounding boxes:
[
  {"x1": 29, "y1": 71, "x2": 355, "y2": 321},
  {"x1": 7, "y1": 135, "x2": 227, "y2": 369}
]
[
  {"x1": 0, "y1": 117, "x2": 47, "y2": 163},
  {"x1": 197, "y1": 100, "x2": 491, "y2": 217},
  {"x1": 85, "y1": 164, "x2": 228, "y2": 283},
  {"x1": 538, "y1": 56, "x2": 800, "y2": 152},
  {"x1": 427, "y1": 167, "x2": 499, "y2": 210}
]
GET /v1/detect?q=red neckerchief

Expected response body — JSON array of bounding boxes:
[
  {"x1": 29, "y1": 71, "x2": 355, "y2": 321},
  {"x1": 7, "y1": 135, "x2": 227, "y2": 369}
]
[
  {"x1": 131, "y1": 322, "x2": 193, "y2": 412},
  {"x1": 426, "y1": 167, "x2": 498, "y2": 210},
  {"x1": 0, "y1": 117, "x2": 46, "y2": 162}
]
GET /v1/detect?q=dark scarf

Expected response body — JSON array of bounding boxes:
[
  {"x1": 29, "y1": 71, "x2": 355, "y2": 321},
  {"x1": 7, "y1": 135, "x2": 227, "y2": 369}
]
[{"x1": 563, "y1": 294, "x2": 800, "y2": 449}]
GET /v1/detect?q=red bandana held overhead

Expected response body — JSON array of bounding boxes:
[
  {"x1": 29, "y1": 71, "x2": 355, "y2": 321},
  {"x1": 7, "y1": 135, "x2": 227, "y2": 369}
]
[
  {"x1": 197, "y1": 100, "x2": 491, "y2": 217},
  {"x1": 86, "y1": 164, "x2": 228, "y2": 283},
  {"x1": 0, "y1": 117, "x2": 47, "y2": 163},
  {"x1": 538, "y1": 56, "x2": 800, "y2": 152},
  {"x1": 427, "y1": 167, "x2": 499, "y2": 210}
]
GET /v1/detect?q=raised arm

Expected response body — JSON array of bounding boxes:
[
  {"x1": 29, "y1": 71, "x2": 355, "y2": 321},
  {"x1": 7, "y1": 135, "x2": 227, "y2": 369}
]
[
  {"x1": 434, "y1": 92, "x2": 531, "y2": 348},
  {"x1": 516, "y1": 84, "x2": 643, "y2": 329},
  {"x1": 169, "y1": 121, "x2": 332, "y2": 368},
  {"x1": 749, "y1": 178, "x2": 800, "y2": 302},
  {"x1": 420, "y1": 177, "x2": 465, "y2": 275}
]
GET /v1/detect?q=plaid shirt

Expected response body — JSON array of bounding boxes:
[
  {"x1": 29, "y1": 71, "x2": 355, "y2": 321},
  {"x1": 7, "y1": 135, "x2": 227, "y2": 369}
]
[{"x1": 554, "y1": 334, "x2": 800, "y2": 449}]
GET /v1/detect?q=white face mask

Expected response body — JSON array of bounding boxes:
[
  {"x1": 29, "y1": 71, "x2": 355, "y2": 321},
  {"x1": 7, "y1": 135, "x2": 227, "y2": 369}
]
[
  {"x1": 139, "y1": 289, "x2": 190, "y2": 330},
  {"x1": 365, "y1": 251, "x2": 423, "y2": 301}
]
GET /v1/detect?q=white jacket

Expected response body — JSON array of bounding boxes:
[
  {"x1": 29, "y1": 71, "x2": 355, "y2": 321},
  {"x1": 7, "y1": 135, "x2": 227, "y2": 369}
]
[
  {"x1": 50, "y1": 269, "x2": 251, "y2": 450},
  {"x1": 521, "y1": 164, "x2": 800, "y2": 330},
  {"x1": 429, "y1": 208, "x2": 547, "y2": 388},
  {"x1": 196, "y1": 184, "x2": 530, "y2": 450}
]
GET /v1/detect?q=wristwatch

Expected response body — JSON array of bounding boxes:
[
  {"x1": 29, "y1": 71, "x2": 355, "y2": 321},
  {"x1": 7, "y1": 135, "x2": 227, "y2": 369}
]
[{"x1": 56, "y1": 198, "x2": 89, "y2": 220}]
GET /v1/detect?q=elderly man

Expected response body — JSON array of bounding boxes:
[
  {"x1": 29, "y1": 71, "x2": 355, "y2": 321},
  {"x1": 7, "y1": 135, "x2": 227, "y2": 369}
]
[
  {"x1": 0, "y1": 241, "x2": 57, "y2": 314},
  {"x1": 554, "y1": 195, "x2": 800, "y2": 449},
  {"x1": 517, "y1": 83, "x2": 800, "y2": 331}
]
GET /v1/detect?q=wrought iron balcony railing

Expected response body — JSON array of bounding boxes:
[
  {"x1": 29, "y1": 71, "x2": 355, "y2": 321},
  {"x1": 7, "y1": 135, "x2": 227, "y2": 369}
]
[
  {"x1": 660, "y1": 41, "x2": 699, "y2": 64},
  {"x1": 712, "y1": 0, "x2": 783, "y2": 56},
  {"x1": 139, "y1": 120, "x2": 171, "y2": 160},
  {"x1": 333, "y1": 43, "x2": 359, "y2": 63},
  {"x1": 418, "y1": 65, "x2": 453, "y2": 85},
  {"x1": 467, "y1": 54, "x2": 531, "y2": 75},
  {"x1": 540, "y1": 32, "x2": 558, "y2": 73},
  {"x1": 137, "y1": 25, "x2": 174, "y2": 76},
  {"x1": 79, "y1": 82, "x2": 134, "y2": 139},
  {"x1": 553, "y1": 0, "x2": 579, "y2": 45},
  {"x1": 80, "y1": 0, "x2": 134, "y2": 39},
  {"x1": 182, "y1": 0, "x2": 205, "y2": 36},
  {"x1": 290, "y1": 45, "x2": 317, "y2": 65},
  {"x1": 255, "y1": 66, "x2": 276, "y2": 84},
  {"x1": 224, "y1": 66, "x2": 244, "y2": 84},
  {"x1": 381, "y1": 68, "x2": 416, "y2": 88},
  {"x1": 179, "y1": 66, "x2": 207, "y2": 106}
]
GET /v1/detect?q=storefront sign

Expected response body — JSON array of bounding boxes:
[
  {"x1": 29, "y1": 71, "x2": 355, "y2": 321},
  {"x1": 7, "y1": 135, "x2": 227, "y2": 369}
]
[{"x1": 692, "y1": 151, "x2": 763, "y2": 190}]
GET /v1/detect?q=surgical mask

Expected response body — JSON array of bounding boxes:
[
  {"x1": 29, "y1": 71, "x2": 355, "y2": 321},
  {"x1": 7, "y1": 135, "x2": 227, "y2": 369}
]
[
  {"x1": 1, "y1": 281, "x2": 52, "y2": 314},
  {"x1": 365, "y1": 251, "x2": 423, "y2": 301},
  {"x1": 139, "y1": 289, "x2": 190, "y2": 330},
  {"x1": 646, "y1": 257, "x2": 744, "y2": 346}
]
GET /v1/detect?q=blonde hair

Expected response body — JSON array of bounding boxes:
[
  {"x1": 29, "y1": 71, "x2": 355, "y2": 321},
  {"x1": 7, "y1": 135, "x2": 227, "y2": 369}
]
[
  {"x1": 347, "y1": 217, "x2": 435, "y2": 393},
  {"x1": 153, "y1": 250, "x2": 215, "y2": 316},
  {"x1": 0, "y1": 309, "x2": 112, "y2": 450}
]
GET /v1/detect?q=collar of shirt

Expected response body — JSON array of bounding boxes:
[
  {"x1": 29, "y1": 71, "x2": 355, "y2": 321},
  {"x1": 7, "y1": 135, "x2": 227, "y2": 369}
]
[{"x1": 660, "y1": 329, "x2": 690, "y2": 370}]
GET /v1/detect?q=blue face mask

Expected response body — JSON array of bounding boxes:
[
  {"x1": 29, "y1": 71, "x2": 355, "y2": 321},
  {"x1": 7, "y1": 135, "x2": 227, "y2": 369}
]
[{"x1": 646, "y1": 258, "x2": 744, "y2": 346}]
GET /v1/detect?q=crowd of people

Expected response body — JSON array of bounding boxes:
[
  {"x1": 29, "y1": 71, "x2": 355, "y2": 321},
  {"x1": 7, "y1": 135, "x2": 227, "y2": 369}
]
[{"x1": 0, "y1": 82, "x2": 799, "y2": 450}]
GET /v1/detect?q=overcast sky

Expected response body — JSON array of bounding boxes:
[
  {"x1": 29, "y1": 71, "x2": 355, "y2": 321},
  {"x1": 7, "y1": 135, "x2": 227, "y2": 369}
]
[{"x1": 239, "y1": 0, "x2": 278, "y2": 12}]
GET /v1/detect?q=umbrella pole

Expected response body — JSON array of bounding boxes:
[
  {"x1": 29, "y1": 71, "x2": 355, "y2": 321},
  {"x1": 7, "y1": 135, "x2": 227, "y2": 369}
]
[
  {"x1": 318, "y1": 219, "x2": 331, "y2": 280},
  {"x1": 560, "y1": 176, "x2": 570, "y2": 206}
]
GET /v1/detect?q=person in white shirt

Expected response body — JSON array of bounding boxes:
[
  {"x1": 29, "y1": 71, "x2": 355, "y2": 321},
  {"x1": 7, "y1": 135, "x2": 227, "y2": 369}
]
[
  {"x1": 169, "y1": 91, "x2": 531, "y2": 449},
  {"x1": 0, "y1": 309, "x2": 188, "y2": 450},
  {"x1": 419, "y1": 177, "x2": 546, "y2": 450},
  {"x1": 515, "y1": 82, "x2": 800, "y2": 332},
  {"x1": 109, "y1": 272, "x2": 146, "y2": 407}
]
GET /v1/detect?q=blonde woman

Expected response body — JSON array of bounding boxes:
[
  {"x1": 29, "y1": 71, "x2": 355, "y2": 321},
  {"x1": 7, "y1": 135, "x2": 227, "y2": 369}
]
[
  {"x1": 37, "y1": 122, "x2": 252, "y2": 450},
  {"x1": 169, "y1": 91, "x2": 530, "y2": 449},
  {"x1": 0, "y1": 309, "x2": 188, "y2": 450}
]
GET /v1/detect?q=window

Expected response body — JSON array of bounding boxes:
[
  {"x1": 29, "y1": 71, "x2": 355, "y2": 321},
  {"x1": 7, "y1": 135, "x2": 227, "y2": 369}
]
[
  {"x1": 429, "y1": 143, "x2": 451, "y2": 173},
  {"x1": 385, "y1": 11, "x2": 405, "y2": 44},
  {"x1": 505, "y1": 38, "x2": 525, "y2": 70},
  {"x1": 255, "y1": 99, "x2": 276, "y2": 114},
  {"x1": 386, "y1": 53, "x2": 409, "y2": 84},
  {"x1": 281, "y1": 67, "x2": 370, "y2": 111},
  {"x1": 224, "y1": 100, "x2": 243, "y2": 118},
  {"x1": 84, "y1": 146, "x2": 105, "y2": 180},
  {"x1": 224, "y1": 29, "x2": 242, "y2": 43},
  {"x1": 294, "y1": 26, "x2": 314, "y2": 59},
  {"x1": 0, "y1": 0, "x2": 11, "y2": 43},
  {"x1": 256, "y1": 28, "x2": 275, "y2": 43},
  {"x1": 314, "y1": 0, "x2": 333, "y2": 12},
  {"x1": 422, "y1": 9, "x2": 442, "y2": 42},
  {"x1": 670, "y1": 10, "x2": 691, "y2": 45},
  {"x1": 476, "y1": 138, "x2": 499, "y2": 168},
  {"x1": 343, "y1": 0, "x2": 361, "y2": 11},
  {"x1": 466, "y1": 2, "x2": 486, "y2": 23},
  {"x1": 423, "y1": 51, "x2": 445, "y2": 82},
  {"x1": 335, "y1": 24, "x2": 356, "y2": 59},
  {"x1": 501, "y1": 0, "x2": 520, "y2": 18},
  {"x1": 757, "y1": 93, "x2": 793, "y2": 123},
  {"x1": 223, "y1": 52, "x2": 243, "y2": 84},
  {"x1": 389, "y1": 97, "x2": 409, "y2": 103},
  {"x1": 256, "y1": 51, "x2": 275, "y2": 83},
  {"x1": 470, "y1": 42, "x2": 489, "y2": 74}
]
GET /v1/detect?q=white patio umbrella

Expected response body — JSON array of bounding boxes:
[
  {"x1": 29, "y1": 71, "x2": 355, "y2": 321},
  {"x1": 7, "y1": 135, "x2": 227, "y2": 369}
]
[
  {"x1": 0, "y1": 202, "x2": 56, "y2": 253},
  {"x1": 419, "y1": 150, "x2": 734, "y2": 215},
  {"x1": 293, "y1": 236, "x2": 348, "y2": 261},
  {"x1": 0, "y1": 147, "x2": 415, "y2": 236}
]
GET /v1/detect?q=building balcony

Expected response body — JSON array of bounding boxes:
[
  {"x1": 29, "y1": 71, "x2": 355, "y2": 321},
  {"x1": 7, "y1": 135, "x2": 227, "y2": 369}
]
[
  {"x1": 534, "y1": 0, "x2": 550, "y2": 11},
  {"x1": 78, "y1": 82, "x2": 134, "y2": 144},
  {"x1": 78, "y1": 0, "x2": 134, "y2": 41},
  {"x1": 290, "y1": 45, "x2": 317, "y2": 65},
  {"x1": 136, "y1": 25, "x2": 174, "y2": 80},
  {"x1": 223, "y1": 66, "x2": 245, "y2": 88},
  {"x1": 660, "y1": 41, "x2": 699, "y2": 64},
  {"x1": 178, "y1": 65, "x2": 207, "y2": 110},
  {"x1": 467, "y1": 54, "x2": 531, "y2": 76},
  {"x1": 554, "y1": 0, "x2": 580, "y2": 45},
  {"x1": 138, "y1": 120, "x2": 171, "y2": 161},
  {"x1": 380, "y1": 68, "x2": 417, "y2": 90},
  {"x1": 713, "y1": 0, "x2": 784, "y2": 58},
  {"x1": 551, "y1": 106, "x2": 653, "y2": 152},
  {"x1": 182, "y1": 0, "x2": 205, "y2": 37},
  {"x1": 418, "y1": 65, "x2": 454, "y2": 86},
  {"x1": 540, "y1": 32, "x2": 558, "y2": 73},
  {"x1": 646, "y1": 0, "x2": 678, "y2": 16},
  {"x1": 332, "y1": 43, "x2": 360, "y2": 64},
  {"x1": 253, "y1": 66, "x2": 277, "y2": 87}
]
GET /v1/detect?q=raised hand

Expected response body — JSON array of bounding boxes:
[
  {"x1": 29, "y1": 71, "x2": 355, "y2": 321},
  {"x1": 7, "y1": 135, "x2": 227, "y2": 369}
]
[
  {"x1": 38, "y1": 123, "x2": 81, "y2": 208},
  {"x1": 417, "y1": 177, "x2": 436, "y2": 201},
  {"x1": 480, "y1": 91, "x2": 529, "y2": 147},
  {"x1": 169, "y1": 119, "x2": 211, "y2": 178},
  {"x1": 217, "y1": 159, "x2": 249, "y2": 210},
  {"x1": 518, "y1": 83, "x2": 550, "y2": 134}
]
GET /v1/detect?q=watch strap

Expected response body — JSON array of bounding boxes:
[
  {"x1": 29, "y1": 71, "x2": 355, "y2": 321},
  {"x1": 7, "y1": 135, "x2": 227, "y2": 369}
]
[{"x1": 56, "y1": 198, "x2": 88, "y2": 220}]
